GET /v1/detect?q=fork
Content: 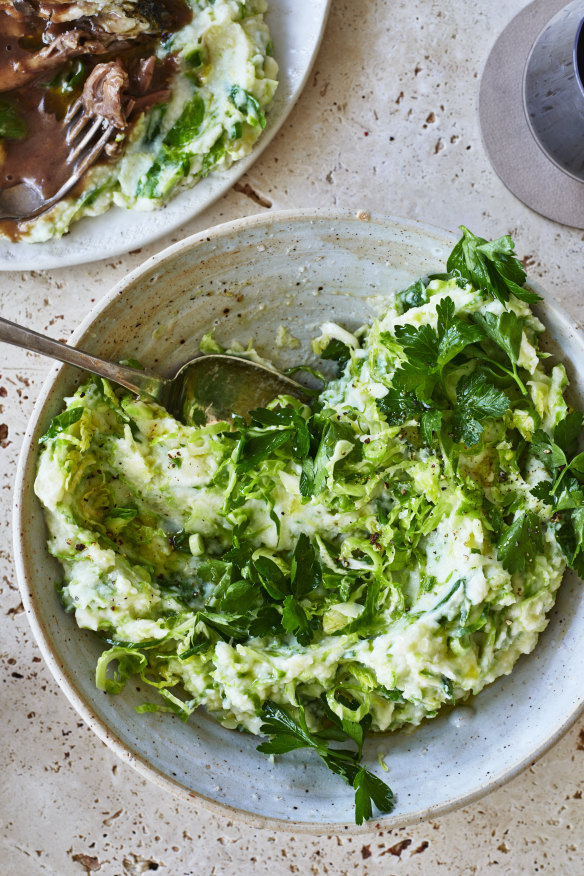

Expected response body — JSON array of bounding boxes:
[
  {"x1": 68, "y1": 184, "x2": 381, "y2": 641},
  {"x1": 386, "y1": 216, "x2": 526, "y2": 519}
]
[{"x1": 0, "y1": 97, "x2": 116, "y2": 223}]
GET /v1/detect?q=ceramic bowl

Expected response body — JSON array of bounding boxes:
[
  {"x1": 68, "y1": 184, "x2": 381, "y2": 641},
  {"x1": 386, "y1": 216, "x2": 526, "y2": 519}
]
[{"x1": 13, "y1": 212, "x2": 584, "y2": 832}]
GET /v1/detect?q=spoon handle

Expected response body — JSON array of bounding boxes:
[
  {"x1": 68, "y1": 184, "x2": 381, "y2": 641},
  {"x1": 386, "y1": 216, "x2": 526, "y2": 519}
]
[{"x1": 0, "y1": 316, "x2": 165, "y2": 399}]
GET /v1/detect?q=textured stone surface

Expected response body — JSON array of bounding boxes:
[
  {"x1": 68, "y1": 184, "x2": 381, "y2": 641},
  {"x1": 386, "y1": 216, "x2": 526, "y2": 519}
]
[{"x1": 1, "y1": 1, "x2": 584, "y2": 873}]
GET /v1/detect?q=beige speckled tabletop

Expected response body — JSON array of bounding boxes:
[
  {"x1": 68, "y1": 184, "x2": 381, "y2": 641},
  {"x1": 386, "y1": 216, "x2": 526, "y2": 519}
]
[{"x1": 2, "y1": 1, "x2": 584, "y2": 873}]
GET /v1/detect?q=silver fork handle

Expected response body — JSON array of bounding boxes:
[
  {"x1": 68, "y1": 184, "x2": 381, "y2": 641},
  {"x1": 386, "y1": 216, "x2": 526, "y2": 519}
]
[{"x1": 0, "y1": 316, "x2": 165, "y2": 399}]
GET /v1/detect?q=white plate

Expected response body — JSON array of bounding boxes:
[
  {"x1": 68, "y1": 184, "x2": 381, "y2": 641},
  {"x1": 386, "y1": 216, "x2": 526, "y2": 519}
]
[
  {"x1": 0, "y1": 1, "x2": 331, "y2": 272},
  {"x1": 13, "y1": 212, "x2": 584, "y2": 831}
]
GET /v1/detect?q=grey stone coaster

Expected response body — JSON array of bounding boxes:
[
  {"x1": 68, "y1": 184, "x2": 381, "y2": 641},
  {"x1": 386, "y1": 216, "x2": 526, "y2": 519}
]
[{"x1": 480, "y1": 0, "x2": 584, "y2": 228}]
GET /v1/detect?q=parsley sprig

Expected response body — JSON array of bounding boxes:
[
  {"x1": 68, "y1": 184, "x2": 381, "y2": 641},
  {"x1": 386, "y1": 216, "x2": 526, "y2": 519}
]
[
  {"x1": 232, "y1": 405, "x2": 311, "y2": 472},
  {"x1": 376, "y1": 227, "x2": 547, "y2": 451},
  {"x1": 387, "y1": 295, "x2": 485, "y2": 400},
  {"x1": 378, "y1": 295, "x2": 512, "y2": 449},
  {"x1": 257, "y1": 700, "x2": 395, "y2": 825},
  {"x1": 453, "y1": 371, "x2": 510, "y2": 447},
  {"x1": 446, "y1": 226, "x2": 540, "y2": 305},
  {"x1": 497, "y1": 511, "x2": 544, "y2": 574},
  {"x1": 182, "y1": 526, "x2": 323, "y2": 650},
  {"x1": 529, "y1": 412, "x2": 584, "y2": 574},
  {"x1": 472, "y1": 309, "x2": 527, "y2": 395}
]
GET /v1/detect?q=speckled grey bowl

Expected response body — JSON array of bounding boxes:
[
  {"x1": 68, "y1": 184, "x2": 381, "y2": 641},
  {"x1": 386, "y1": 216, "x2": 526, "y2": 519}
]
[{"x1": 13, "y1": 212, "x2": 584, "y2": 832}]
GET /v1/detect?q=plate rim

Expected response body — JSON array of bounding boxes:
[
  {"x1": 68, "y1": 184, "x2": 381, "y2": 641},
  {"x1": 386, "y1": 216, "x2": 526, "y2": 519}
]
[{"x1": 12, "y1": 209, "x2": 584, "y2": 833}]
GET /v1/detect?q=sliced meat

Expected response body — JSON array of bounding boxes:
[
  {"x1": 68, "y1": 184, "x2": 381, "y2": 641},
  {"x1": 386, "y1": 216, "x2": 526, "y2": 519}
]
[
  {"x1": 13, "y1": 28, "x2": 133, "y2": 81},
  {"x1": 0, "y1": 1, "x2": 36, "y2": 20},
  {"x1": 83, "y1": 11, "x2": 156, "y2": 36},
  {"x1": 36, "y1": 1, "x2": 119, "y2": 20},
  {"x1": 0, "y1": 1, "x2": 33, "y2": 12},
  {"x1": 24, "y1": 29, "x2": 110, "y2": 65},
  {"x1": 35, "y1": 1, "x2": 182, "y2": 32},
  {"x1": 130, "y1": 89, "x2": 170, "y2": 118},
  {"x1": 133, "y1": 56, "x2": 156, "y2": 95},
  {"x1": 128, "y1": 55, "x2": 175, "y2": 119},
  {"x1": 3, "y1": 0, "x2": 191, "y2": 29},
  {"x1": 82, "y1": 61, "x2": 129, "y2": 130}
]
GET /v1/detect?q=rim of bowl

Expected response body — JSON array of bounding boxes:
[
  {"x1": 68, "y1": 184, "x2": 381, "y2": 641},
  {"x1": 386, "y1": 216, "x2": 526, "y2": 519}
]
[{"x1": 12, "y1": 209, "x2": 584, "y2": 834}]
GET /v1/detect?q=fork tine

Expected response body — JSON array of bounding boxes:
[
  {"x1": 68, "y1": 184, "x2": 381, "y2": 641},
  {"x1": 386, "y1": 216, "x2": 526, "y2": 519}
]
[
  {"x1": 64, "y1": 96, "x2": 84, "y2": 124},
  {"x1": 66, "y1": 109, "x2": 100, "y2": 144},
  {"x1": 66, "y1": 112, "x2": 90, "y2": 144},
  {"x1": 68, "y1": 117, "x2": 107, "y2": 161},
  {"x1": 73, "y1": 124, "x2": 116, "y2": 175}
]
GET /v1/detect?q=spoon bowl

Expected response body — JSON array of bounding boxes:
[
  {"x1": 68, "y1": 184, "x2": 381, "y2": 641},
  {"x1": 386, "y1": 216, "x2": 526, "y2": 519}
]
[
  {"x1": 167, "y1": 354, "x2": 309, "y2": 424},
  {"x1": 0, "y1": 316, "x2": 308, "y2": 423}
]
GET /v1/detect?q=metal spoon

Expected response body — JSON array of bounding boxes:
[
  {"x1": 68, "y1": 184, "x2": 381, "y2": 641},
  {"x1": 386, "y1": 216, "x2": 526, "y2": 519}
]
[{"x1": 0, "y1": 316, "x2": 309, "y2": 423}]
